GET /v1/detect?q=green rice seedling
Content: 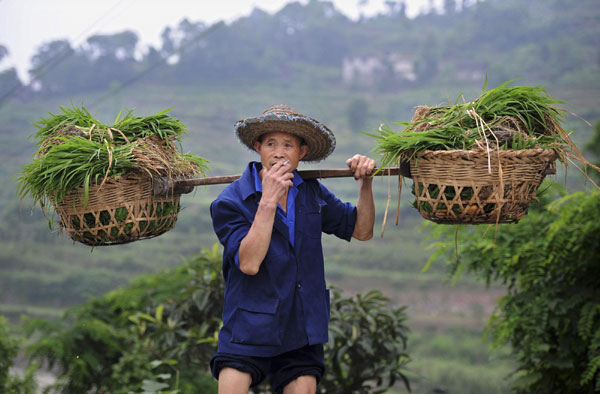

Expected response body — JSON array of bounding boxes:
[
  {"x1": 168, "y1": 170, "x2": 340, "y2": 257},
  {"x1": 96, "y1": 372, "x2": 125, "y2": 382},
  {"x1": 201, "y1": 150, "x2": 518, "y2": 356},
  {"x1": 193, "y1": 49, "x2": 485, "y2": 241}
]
[
  {"x1": 33, "y1": 105, "x2": 189, "y2": 146},
  {"x1": 368, "y1": 79, "x2": 584, "y2": 218},
  {"x1": 113, "y1": 107, "x2": 187, "y2": 144},
  {"x1": 369, "y1": 79, "x2": 569, "y2": 168},
  {"x1": 474, "y1": 79, "x2": 566, "y2": 135},
  {"x1": 17, "y1": 136, "x2": 137, "y2": 209},
  {"x1": 18, "y1": 105, "x2": 210, "y2": 238},
  {"x1": 33, "y1": 105, "x2": 104, "y2": 141}
]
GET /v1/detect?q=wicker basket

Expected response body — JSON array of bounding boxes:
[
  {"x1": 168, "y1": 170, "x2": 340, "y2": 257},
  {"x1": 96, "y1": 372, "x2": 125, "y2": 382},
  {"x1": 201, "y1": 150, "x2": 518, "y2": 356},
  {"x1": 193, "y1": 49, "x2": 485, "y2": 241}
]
[
  {"x1": 409, "y1": 148, "x2": 557, "y2": 224},
  {"x1": 54, "y1": 173, "x2": 181, "y2": 246}
]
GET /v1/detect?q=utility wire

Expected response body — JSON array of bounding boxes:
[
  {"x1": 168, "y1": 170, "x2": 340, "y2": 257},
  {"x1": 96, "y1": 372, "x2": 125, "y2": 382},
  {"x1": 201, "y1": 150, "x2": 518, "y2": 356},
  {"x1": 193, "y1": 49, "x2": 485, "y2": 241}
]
[
  {"x1": 0, "y1": 0, "x2": 132, "y2": 108},
  {"x1": 90, "y1": 20, "x2": 225, "y2": 108}
]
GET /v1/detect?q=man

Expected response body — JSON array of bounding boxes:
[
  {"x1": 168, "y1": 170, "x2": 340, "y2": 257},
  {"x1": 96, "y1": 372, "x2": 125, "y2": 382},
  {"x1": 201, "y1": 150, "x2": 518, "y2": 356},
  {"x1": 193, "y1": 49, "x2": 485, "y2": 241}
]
[{"x1": 210, "y1": 104, "x2": 375, "y2": 394}]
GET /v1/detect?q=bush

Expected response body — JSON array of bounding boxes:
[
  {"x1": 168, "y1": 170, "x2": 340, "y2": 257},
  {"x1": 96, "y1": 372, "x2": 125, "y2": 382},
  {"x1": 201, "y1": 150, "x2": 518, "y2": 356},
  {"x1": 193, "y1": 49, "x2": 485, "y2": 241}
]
[
  {"x1": 0, "y1": 316, "x2": 37, "y2": 394},
  {"x1": 322, "y1": 288, "x2": 410, "y2": 393},
  {"x1": 23, "y1": 245, "x2": 224, "y2": 393},
  {"x1": 426, "y1": 188, "x2": 600, "y2": 392}
]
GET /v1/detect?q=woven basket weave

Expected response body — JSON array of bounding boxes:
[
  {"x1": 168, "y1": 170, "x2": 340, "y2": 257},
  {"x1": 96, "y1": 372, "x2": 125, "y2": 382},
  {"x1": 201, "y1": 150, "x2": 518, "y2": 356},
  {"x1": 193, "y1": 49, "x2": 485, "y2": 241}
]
[
  {"x1": 55, "y1": 174, "x2": 180, "y2": 246},
  {"x1": 409, "y1": 148, "x2": 557, "y2": 224}
]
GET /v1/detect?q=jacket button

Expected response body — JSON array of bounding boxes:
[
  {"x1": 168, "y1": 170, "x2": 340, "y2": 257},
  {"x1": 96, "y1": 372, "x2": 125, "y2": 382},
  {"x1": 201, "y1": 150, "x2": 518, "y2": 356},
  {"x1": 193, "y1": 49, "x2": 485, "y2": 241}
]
[{"x1": 297, "y1": 282, "x2": 301, "y2": 288}]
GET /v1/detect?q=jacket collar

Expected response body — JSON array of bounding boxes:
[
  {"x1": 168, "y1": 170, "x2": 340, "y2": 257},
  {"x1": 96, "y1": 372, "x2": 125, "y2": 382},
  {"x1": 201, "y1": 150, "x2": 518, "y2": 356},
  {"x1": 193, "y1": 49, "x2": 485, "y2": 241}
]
[{"x1": 239, "y1": 162, "x2": 259, "y2": 201}]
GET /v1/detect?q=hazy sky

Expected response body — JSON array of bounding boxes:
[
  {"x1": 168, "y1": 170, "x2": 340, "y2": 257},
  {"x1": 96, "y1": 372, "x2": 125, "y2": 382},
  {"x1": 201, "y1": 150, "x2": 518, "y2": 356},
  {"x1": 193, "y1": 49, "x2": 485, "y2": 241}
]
[{"x1": 0, "y1": 0, "x2": 442, "y2": 81}]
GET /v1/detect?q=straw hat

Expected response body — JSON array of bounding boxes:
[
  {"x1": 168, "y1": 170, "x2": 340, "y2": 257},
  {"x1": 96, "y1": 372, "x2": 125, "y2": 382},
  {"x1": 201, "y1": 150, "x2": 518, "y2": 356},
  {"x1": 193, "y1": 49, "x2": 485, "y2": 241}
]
[{"x1": 234, "y1": 104, "x2": 336, "y2": 162}]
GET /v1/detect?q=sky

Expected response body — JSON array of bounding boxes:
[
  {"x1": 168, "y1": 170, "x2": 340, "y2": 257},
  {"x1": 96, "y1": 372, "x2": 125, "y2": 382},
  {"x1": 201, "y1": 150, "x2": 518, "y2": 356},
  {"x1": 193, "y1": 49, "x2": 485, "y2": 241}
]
[{"x1": 0, "y1": 0, "x2": 444, "y2": 82}]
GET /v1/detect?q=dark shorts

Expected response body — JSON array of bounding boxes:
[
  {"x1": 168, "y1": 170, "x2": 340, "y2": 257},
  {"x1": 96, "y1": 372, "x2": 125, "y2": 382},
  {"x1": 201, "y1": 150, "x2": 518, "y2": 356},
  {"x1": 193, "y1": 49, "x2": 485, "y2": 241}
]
[{"x1": 210, "y1": 344, "x2": 325, "y2": 394}]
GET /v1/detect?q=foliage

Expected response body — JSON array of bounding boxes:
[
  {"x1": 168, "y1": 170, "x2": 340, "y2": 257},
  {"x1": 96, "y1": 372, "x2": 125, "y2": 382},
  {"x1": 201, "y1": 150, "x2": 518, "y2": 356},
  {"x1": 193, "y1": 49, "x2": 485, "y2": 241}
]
[
  {"x1": 20, "y1": 244, "x2": 412, "y2": 393},
  {"x1": 424, "y1": 187, "x2": 600, "y2": 393},
  {"x1": 22, "y1": 245, "x2": 224, "y2": 393},
  {"x1": 0, "y1": 68, "x2": 21, "y2": 98},
  {"x1": 320, "y1": 288, "x2": 410, "y2": 393},
  {"x1": 0, "y1": 316, "x2": 38, "y2": 394}
]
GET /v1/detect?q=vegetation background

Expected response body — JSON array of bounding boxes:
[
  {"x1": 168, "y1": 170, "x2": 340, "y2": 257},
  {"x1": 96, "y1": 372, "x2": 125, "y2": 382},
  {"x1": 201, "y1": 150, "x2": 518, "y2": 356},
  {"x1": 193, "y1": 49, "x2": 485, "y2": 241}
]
[{"x1": 1, "y1": 0, "x2": 599, "y2": 392}]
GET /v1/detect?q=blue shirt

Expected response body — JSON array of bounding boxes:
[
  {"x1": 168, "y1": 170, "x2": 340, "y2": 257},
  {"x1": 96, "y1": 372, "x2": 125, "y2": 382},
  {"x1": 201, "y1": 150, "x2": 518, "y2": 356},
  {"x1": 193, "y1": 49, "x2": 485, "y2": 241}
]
[{"x1": 210, "y1": 161, "x2": 357, "y2": 357}]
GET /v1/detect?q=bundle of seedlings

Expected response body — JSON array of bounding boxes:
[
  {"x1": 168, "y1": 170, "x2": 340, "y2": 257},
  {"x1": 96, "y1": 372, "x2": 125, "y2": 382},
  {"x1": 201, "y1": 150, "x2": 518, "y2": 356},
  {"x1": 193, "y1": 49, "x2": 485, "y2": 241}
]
[
  {"x1": 18, "y1": 105, "x2": 209, "y2": 246},
  {"x1": 370, "y1": 79, "x2": 599, "y2": 225}
]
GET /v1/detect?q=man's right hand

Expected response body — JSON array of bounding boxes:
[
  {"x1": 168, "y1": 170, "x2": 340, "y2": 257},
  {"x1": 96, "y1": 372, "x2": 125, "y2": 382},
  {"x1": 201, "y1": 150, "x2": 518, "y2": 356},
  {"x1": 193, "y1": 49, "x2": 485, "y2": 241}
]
[{"x1": 260, "y1": 160, "x2": 293, "y2": 206}]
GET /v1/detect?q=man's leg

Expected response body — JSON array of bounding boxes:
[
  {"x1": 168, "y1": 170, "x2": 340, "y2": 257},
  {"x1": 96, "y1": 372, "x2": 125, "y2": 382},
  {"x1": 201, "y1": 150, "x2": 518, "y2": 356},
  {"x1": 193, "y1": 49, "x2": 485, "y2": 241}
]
[
  {"x1": 282, "y1": 375, "x2": 317, "y2": 394},
  {"x1": 269, "y1": 345, "x2": 325, "y2": 394},
  {"x1": 218, "y1": 367, "x2": 252, "y2": 394}
]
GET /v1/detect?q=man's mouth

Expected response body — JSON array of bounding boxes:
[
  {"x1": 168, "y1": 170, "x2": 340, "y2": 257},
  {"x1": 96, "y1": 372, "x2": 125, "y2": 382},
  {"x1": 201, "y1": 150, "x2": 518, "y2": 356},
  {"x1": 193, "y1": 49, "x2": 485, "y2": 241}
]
[{"x1": 272, "y1": 159, "x2": 289, "y2": 167}]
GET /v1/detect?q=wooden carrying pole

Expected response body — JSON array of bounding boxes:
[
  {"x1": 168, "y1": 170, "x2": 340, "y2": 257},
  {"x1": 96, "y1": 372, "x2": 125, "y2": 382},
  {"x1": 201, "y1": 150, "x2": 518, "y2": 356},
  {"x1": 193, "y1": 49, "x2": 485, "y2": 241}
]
[{"x1": 153, "y1": 164, "x2": 411, "y2": 197}]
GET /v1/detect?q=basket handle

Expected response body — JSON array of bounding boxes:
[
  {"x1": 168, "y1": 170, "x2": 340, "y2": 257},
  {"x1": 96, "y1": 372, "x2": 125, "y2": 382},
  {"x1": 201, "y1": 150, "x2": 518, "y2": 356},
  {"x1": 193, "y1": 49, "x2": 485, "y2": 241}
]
[{"x1": 153, "y1": 162, "x2": 411, "y2": 196}]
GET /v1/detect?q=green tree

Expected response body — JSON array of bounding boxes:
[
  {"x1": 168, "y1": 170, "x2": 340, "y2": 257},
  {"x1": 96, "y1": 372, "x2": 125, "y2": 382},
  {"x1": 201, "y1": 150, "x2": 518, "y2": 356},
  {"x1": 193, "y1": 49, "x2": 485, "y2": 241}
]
[
  {"x1": 425, "y1": 186, "x2": 600, "y2": 392},
  {"x1": 0, "y1": 316, "x2": 37, "y2": 394},
  {"x1": 0, "y1": 68, "x2": 22, "y2": 99},
  {"x1": 86, "y1": 31, "x2": 139, "y2": 60},
  {"x1": 321, "y1": 289, "x2": 410, "y2": 393},
  {"x1": 28, "y1": 39, "x2": 91, "y2": 95},
  {"x1": 0, "y1": 45, "x2": 8, "y2": 61},
  {"x1": 0, "y1": 45, "x2": 22, "y2": 99}
]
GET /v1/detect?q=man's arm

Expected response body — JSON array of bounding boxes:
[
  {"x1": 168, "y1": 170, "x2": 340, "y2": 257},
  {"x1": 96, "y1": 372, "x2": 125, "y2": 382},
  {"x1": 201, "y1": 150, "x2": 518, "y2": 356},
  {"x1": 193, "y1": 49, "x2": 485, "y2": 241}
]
[
  {"x1": 346, "y1": 154, "x2": 376, "y2": 241},
  {"x1": 238, "y1": 160, "x2": 293, "y2": 275}
]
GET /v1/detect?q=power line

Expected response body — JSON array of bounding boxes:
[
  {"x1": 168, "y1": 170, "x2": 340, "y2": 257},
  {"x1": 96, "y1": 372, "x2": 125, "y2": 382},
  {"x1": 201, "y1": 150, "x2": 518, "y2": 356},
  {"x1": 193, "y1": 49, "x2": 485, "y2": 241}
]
[
  {"x1": 0, "y1": 0, "x2": 132, "y2": 108},
  {"x1": 90, "y1": 20, "x2": 225, "y2": 108}
]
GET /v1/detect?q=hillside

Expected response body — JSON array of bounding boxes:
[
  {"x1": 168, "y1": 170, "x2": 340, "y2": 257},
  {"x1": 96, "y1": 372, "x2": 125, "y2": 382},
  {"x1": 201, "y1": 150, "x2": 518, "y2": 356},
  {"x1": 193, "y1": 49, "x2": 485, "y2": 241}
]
[{"x1": 1, "y1": 0, "x2": 599, "y2": 391}]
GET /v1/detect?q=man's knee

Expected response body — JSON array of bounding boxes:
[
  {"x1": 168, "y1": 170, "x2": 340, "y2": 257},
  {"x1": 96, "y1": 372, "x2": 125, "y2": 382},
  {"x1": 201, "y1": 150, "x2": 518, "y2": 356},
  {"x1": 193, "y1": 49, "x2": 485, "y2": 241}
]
[
  {"x1": 218, "y1": 367, "x2": 252, "y2": 394},
  {"x1": 282, "y1": 375, "x2": 317, "y2": 394}
]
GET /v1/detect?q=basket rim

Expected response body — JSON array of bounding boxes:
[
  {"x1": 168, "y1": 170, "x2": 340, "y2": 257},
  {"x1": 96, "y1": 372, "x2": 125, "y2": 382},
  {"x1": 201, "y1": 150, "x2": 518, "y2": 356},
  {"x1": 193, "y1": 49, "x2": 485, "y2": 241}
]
[{"x1": 414, "y1": 147, "x2": 557, "y2": 159}]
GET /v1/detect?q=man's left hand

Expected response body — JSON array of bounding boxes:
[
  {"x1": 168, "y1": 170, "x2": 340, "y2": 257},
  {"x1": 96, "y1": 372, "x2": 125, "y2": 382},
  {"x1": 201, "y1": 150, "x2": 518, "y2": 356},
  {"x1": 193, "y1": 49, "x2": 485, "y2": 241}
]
[{"x1": 346, "y1": 154, "x2": 376, "y2": 180}]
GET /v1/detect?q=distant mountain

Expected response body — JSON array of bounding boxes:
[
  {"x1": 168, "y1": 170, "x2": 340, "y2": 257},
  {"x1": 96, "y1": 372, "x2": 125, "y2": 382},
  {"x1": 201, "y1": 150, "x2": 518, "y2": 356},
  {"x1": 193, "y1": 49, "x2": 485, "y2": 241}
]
[{"x1": 2, "y1": 0, "x2": 597, "y2": 100}]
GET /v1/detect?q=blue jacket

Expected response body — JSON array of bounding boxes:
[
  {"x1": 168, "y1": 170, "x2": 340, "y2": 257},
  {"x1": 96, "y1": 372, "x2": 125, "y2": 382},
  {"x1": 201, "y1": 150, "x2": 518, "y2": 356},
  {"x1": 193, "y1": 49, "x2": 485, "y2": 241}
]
[{"x1": 210, "y1": 162, "x2": 357, "y2": 357}]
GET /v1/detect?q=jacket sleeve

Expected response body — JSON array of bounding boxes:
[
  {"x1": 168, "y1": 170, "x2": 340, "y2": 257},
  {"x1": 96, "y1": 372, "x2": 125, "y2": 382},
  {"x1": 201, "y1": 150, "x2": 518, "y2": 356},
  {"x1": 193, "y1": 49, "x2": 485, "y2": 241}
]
[
  {"x1": 210, "y1": 197, "x2": 251, "y2": 269},
  {"x1": 318, "y1": 182, "x2": 357, "y2": 241}
]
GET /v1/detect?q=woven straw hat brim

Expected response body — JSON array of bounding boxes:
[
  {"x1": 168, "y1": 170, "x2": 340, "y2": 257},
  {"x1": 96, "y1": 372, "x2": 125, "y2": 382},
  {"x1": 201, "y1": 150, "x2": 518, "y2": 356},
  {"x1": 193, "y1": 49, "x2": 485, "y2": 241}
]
[{"x1": 235, "y1": 112, "x2": 336, "y2": 162}]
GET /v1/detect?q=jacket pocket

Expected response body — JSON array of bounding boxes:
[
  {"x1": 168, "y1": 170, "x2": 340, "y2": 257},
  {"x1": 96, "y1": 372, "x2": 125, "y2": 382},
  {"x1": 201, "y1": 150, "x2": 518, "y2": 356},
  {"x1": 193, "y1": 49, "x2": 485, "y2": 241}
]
[
  {"x1": 302, "y1": 198, "x2": 327, "y2": 239},
  {"x1": 231, "y1": 297, "x2": 281, "y2": 346}
]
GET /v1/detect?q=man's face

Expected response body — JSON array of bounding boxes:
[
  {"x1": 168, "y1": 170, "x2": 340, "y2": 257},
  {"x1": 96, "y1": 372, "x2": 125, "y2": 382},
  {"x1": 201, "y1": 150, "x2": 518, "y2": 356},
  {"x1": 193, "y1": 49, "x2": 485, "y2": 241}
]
[{"x1": 253, "y1": 131, "x2": 308, "y2": 172}]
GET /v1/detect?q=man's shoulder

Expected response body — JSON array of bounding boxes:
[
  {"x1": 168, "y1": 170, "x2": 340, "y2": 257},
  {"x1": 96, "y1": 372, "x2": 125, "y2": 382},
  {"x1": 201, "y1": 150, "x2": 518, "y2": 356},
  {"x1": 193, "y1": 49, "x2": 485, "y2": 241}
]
[
  {"x1": 299, "y1": 178, "x2": 321, "y2": 191},
  {"x1": 213, "y1": 180, "x2": 243, "y2": 205},
  {"x1": 300, "y1": 178, "x2": 336, "y2": 198},
  {"x1": 213, "y1": 163, "x2": 255, "y2": 202}
]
